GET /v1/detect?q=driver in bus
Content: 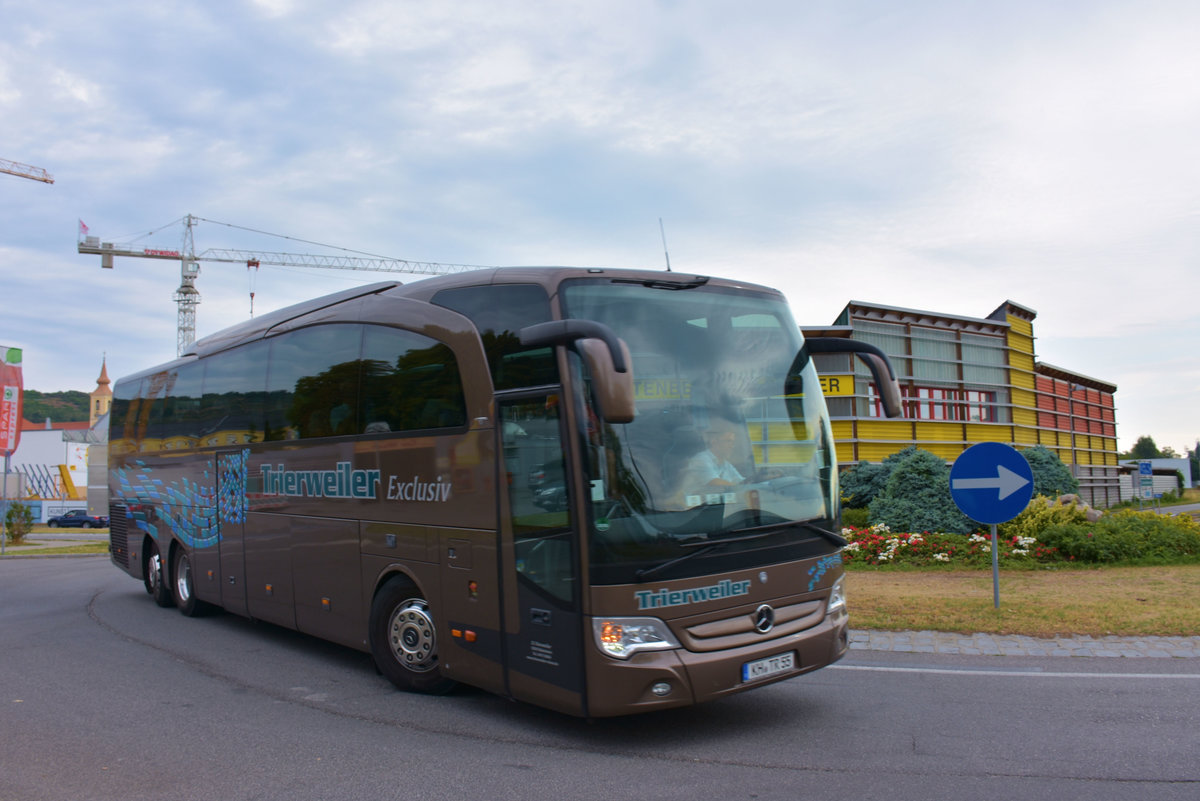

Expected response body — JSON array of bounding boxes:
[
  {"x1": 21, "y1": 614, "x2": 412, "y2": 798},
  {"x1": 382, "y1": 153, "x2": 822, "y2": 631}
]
[
  {"x1": 682, "y1": 422, "x2": 783, "y2": 496},
  {"x1": 684, "y1": 425, "x2": 746, "y2": 490}
]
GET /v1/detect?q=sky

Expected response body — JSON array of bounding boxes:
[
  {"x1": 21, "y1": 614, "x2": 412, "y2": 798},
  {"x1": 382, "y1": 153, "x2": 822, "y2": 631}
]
[{"x1": 1, "y1": 0, "x2": 1197, "y2": 455}]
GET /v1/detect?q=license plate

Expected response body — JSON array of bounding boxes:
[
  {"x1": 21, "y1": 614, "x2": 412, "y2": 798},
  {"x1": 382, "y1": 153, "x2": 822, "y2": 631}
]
[{"x1": 741, "y1": 651, "x2": 796, "y2": 682}]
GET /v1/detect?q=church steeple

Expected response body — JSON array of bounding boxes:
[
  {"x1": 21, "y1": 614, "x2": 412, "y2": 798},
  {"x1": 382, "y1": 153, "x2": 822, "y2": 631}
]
[{"x1": 90, "y1": 356, "x2": 112, "y2": 427}]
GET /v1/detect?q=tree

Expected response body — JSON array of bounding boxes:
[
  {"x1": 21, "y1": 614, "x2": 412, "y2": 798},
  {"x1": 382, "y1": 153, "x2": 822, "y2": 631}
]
[
  {"x1": 1122, "y1": 435, "x2": 1162, "y2": 460},
  {"x1": 4, "y1": 503, "x2": 34, "y2": 544},
  {"x1": 839, "y1": 461, "x2": 890, "y2": 508},
  {"x1": 839, "y1": 445, "x2": 920, "y2": 509},
  {"x1": 1019, "y1": 445, "x2": 1079, "y2": 498},
  {"x1": 867, "y1": 447, "x2": 976, "y2": 534}
]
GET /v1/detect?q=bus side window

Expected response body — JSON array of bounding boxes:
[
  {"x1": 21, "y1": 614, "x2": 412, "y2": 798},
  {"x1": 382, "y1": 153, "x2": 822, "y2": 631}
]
[
  {"x1": 360, "y1": 326, "x2": 467, "y2": 433},
  {"x1": 153, "y1": 362, "x2": 205, "y2": 451},
  {"x1": 264, "y1": 325, "x2": 362, "y2": 440},
  {"x1": 200, "y1": 339, "x2": 270, "y2": 446},
  {"x1": 431, "y1": 284, "x2": 555, "y2": 390}
]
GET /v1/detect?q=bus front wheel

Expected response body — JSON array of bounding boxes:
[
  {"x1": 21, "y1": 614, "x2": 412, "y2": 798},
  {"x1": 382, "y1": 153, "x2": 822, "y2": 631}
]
[{"x1": 369, "y1": 579, "x2": 456, "y2": 695}]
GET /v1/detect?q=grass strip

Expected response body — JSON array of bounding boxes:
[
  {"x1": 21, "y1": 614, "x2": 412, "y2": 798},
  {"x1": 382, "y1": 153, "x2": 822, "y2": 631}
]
[{"x1": 846, "y1": 565, "x2": 1200, "y2": 637}]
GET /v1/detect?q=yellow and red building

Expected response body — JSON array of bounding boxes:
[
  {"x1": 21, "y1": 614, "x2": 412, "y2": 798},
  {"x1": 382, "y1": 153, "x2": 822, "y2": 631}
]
[{"x1": 805, "y1": 300, "x2": 1120, "y2": 508}]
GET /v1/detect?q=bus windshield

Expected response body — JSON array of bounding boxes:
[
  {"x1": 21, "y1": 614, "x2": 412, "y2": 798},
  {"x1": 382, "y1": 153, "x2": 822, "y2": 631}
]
[{"x1": 560, "y1": 277, "x2": 839, "y2": 584}]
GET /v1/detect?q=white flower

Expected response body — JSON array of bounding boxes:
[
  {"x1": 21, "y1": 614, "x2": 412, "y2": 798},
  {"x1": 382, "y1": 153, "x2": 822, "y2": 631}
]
[{"x1": 934, "y1": 552, "x2": 950, "y2": 562}]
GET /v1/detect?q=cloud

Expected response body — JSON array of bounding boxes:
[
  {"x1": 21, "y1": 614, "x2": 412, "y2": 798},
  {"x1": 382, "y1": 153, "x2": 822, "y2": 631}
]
[{"x1": 2, "y1": 0, "x2": 1199, "y2": 453}]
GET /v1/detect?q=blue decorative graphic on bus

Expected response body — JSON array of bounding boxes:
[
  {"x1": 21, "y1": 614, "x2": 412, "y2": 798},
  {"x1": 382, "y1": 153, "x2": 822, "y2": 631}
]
[
  {"x1": 218, "y1": 449, "x2": 250, "y2": 523},
  {"x1": 807, "y1": 553, "x2": 842, "y2": 592},
  {"x1": 114, "y1": 450, "x2": 250, "y2": 551}
]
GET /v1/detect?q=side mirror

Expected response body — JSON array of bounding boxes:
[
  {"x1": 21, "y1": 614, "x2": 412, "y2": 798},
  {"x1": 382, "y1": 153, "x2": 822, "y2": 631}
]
[
  {"x1": 805, "y1": 337, "x2": 904, "y2": 418},
  {"x1": 518, "y1": 320, "x2": 635, "y2": 424},
  {"x1": 577, "y1": 338, "x2": 635, "y2": 423}
]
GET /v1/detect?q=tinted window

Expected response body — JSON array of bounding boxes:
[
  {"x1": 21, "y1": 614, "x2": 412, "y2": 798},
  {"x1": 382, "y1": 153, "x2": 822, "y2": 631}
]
[
  {"x1": 200, "y1": 339, "x2": 270, "y2": 446},
  {"x1": 153, "y1": 362, "x2": 205, "y2": 450},
  {"x1": 109, "y1": 378, "x2": 141, "y2": 444},
  {"x1": 431, "y1": 284, "x2": 556, "y2": 390},
  {"x1": 360, "y1": 326, "x2": 467, "y2": 432},
  {"x1": 266, "y1": 325, "x2": 363, "y2": 440}
]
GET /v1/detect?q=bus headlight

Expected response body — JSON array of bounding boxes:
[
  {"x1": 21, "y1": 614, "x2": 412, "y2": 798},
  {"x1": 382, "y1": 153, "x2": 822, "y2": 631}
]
[
  {"x1": 593, "y1": 617, "x2": 681, "y2": 660},
  {"x1": 827, "y1": 575, "x2": 847, "y2": 617}
]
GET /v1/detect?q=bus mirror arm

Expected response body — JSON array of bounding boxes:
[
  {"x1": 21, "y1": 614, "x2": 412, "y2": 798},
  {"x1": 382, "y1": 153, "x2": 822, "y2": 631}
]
[
  {"x1": 805, "y1": 338, "x2": 904, "y2": 419},
  {"x1": 519, "y1": 320, "x2": 636, "y2": 424},
  {"x1": 518, "y1": 320, "x2": 628, "y2": 373}
]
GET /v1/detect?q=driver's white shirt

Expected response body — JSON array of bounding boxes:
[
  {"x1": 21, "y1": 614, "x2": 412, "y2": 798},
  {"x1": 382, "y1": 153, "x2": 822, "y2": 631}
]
[{"x1": 686, "y1": 449, "x2": 744, "y2": 487}]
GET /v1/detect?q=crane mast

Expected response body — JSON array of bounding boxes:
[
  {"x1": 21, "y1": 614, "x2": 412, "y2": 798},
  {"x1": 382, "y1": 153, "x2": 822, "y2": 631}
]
[{"x1": 78, "y1": 214, "x2": 485, "y2": 355}]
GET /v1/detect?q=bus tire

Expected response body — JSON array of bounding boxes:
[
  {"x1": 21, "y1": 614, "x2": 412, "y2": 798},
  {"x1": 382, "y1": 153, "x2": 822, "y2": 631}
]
[
  {"x1": 171, "y1": 548, "x2": 210, "y2": 617},
  {"x1": 145, "y1": 541, "x2": 174, "y2": 608},
  {"x1": 369, "y1": 578, "x2": 456, "y2": 695}
]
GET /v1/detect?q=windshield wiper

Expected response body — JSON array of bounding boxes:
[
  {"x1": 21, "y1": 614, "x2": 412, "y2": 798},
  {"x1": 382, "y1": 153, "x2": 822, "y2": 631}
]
[
  {"x1": 797, "y1": 521, "x2": 848, "y2": 548},
  {"x1": 632, "y1": 521, "x2": 847, "y2": 583},
  {"x1": 611, "y1": 276, "x2": 709, "y2": 291},
  {"x1": 633, "y1": 529, "x2": 779, "y2": 582}
]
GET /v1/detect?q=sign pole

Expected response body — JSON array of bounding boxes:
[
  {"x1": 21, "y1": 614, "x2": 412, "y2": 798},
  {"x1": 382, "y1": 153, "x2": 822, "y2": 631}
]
[
  {"x1": 990, "y1": 523, "x2": 999, "y2": 608},
  {"x1": 1, "y1": 453, "x2": 9, "y2": 556}
]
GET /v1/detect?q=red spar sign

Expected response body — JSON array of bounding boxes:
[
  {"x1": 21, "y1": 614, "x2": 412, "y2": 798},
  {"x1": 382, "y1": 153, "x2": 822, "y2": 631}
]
[{"x1": 1, "y1": 346, "x2": 23, "y2": 456}]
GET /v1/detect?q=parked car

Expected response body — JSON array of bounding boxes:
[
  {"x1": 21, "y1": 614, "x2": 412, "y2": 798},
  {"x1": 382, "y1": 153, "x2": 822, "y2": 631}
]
[
  {"x1": 47, "y1": 509, "x2": 109, "y2": 528},
  {"x1": 527, "y1": 460, "x2": 563, "y2": 490}
]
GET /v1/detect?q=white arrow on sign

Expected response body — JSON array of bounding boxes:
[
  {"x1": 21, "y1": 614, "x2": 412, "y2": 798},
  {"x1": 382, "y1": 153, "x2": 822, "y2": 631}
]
[{"x1": 951, "y1": 465, "x2": 1031, "y2": 500}]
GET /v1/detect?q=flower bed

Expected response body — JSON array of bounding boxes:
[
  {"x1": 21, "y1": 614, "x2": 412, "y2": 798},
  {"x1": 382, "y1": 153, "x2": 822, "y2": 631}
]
[{"x1": 841, "y1": 523, "x2": 1060, "y2": 568}]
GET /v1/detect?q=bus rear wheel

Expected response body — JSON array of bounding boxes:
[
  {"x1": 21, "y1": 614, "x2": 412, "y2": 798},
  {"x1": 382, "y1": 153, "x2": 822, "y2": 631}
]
[
  {"x1": 171, "y1": 548, "x2": 211, "y2": 617},
  {"x1": 369, "y1": 579, "x2": 456, "y2": 695}
]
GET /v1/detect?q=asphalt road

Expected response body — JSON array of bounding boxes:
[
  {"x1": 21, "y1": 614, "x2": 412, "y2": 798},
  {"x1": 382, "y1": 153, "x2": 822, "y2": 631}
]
[{"x1": 1, "y1": 556, "x2": 1197, "y2": 801}]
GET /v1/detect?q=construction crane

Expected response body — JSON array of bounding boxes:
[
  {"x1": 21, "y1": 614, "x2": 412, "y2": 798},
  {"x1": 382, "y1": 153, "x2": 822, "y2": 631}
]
[
  {"x1": 0, "y1": 158, "x2": 54, "y2": 184},
  {"x1": 78, "y1": 214, "x2": 486, "y2": 355}
]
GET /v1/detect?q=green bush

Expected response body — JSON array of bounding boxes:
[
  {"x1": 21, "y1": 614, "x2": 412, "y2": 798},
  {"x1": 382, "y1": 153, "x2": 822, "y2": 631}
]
[
  {"x1": 998, "y1": 495, "x2": 1091, "y2": 541},
  {"x1": 868, "y1": 447, "x2": 976, "y2": 535},
  {"x1": 1019, "y1": 445, "x2": 1079, "y2": 497},
  {"x1": 839, "y1": 461, "x2": 890, "y2": 508},
  {"x1": 1036, "y1": 523, "x2": 1140, "y2": 563},
  {"x1": 843, "y1": 505, "x2": 1200, "y2": 568},
  {"x1": 839, "y1": 446, "x2": 928, "y2": 509},
  {"x1": 841, "y1": 507, "x2": 869, "y2": 528},
  {"x1": 4, "y1": 503, "x2": 34, "y2": 544},
  {"x1": 1036, "y1": 509, "x2": 1200, "y2": 563}
]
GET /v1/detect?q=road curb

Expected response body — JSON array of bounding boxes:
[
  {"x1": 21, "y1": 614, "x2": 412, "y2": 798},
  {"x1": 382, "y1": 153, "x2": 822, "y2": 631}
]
[{"x1": 850, "y1": 628, "x2": 1200, "y2": 658}]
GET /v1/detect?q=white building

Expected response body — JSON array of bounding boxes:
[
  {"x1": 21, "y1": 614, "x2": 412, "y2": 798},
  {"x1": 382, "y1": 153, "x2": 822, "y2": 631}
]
[{"x1": 4, "y1": 360, "x2": 112, "y2": 519}]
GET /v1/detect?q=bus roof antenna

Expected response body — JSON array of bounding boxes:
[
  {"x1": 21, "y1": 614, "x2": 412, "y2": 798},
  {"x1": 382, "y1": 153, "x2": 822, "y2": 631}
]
[{"x1": 659, "y1": 218, "x2": 672, "y2": 272}]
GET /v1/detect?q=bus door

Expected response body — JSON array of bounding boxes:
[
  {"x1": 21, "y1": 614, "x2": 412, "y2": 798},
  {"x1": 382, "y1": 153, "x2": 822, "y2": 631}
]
[{"x1": 497, "y1": 394, "x2": 587, "y2": 716}]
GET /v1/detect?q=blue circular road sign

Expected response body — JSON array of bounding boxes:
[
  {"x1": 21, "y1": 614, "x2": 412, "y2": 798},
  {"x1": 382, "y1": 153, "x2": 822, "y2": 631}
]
[{"x1": 949, "y1": 442, "x2": 1035, "y2": 525}]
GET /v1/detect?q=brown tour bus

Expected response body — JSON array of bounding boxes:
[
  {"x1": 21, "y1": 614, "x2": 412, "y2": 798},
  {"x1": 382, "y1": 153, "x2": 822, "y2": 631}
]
[{"x1": 107, "y1": 266, "x2": 901, "y2": 717}]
